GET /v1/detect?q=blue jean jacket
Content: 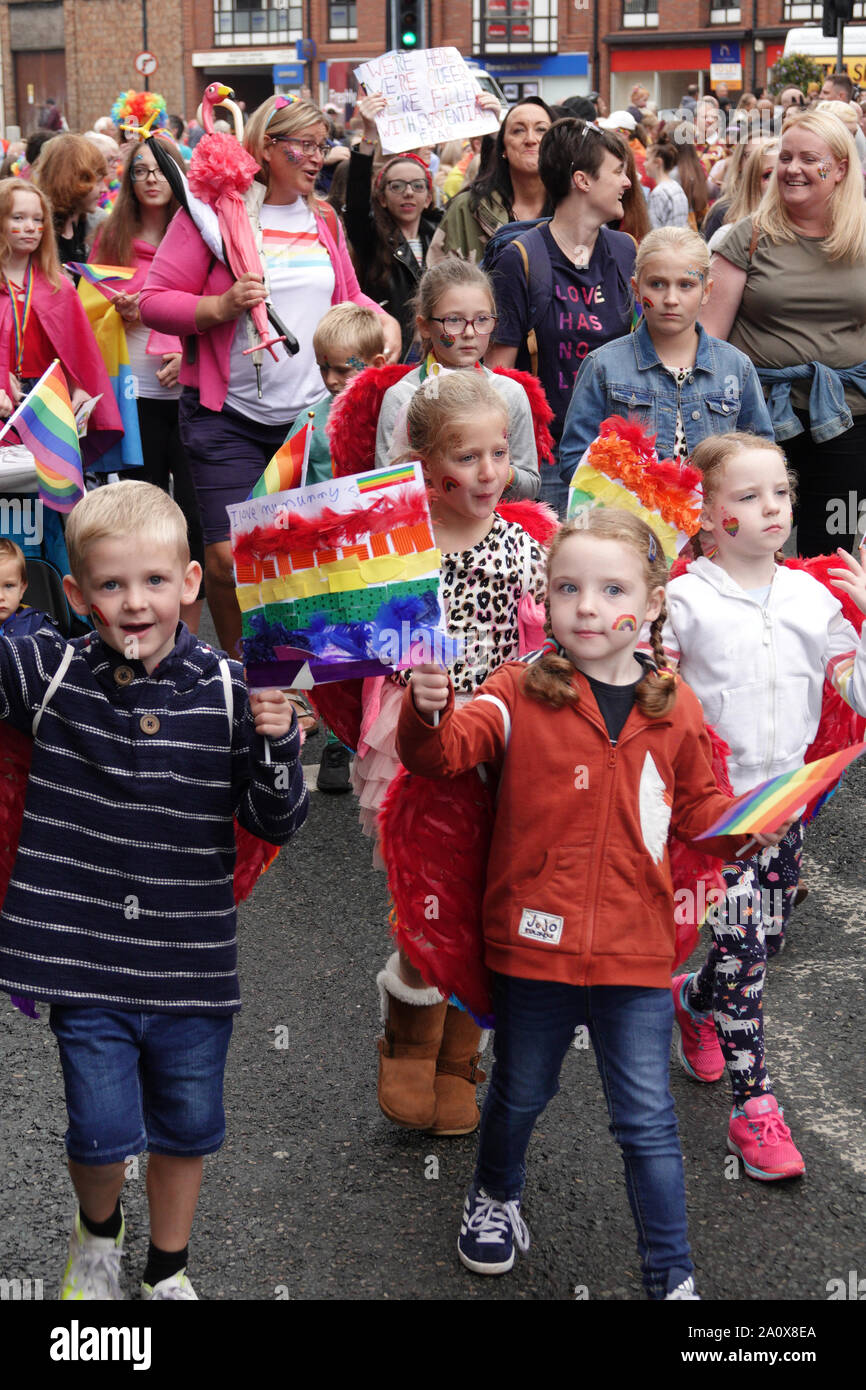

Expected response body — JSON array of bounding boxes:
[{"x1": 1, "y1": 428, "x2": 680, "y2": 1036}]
[
  {"x1": 755, "y1": 361, "x2": 866, "y2": 444},
  {"x1": 559, "y1": 319, "x2": 774, "y2": 480}
]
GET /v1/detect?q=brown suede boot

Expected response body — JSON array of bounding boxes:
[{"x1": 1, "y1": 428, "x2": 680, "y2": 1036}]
[
  {"x1": 429, "y1": 1005, "x2": 487, "y2": 1136},
  {"x1": 376, "y1": 954, "x2": 448, "y2": 1129}
]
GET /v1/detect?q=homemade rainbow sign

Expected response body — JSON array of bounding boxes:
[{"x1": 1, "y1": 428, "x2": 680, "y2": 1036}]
[
  {"x1": 567, "y1": 416, "x2": 703, "y2": 566},
  {"x1": 228, "y1": 462, "x2": 456, "y2": 689},
  {"x1": 696, "y1": 743, "x2": 866, "y2": 840}
]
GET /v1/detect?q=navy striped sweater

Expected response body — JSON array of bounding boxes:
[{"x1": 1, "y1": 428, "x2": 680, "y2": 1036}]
[{"x1": 0, "y1": 624, "x2": 308, "y2": 1014}]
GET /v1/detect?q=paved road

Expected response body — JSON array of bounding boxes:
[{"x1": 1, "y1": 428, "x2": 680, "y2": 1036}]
[{"x1": 2, "y1": 669, "x2": 865, "y2": 1318}]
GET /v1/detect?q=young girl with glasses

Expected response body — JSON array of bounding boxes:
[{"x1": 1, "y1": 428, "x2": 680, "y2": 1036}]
[{"x1": 374, "y1": 259, "x2": 542, "y2": 499}]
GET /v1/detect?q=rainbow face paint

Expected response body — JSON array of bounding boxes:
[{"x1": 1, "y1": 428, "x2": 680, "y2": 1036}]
[
  {"x1": 441, "y1": 476, "x2": 459, "y2": 493},
  {"x1": 818, "y1": 159, "x2": 832, "y2": 180},
  {"x1": 722, "y1": 515, "x2": 739, "y2": 537},
  {"x1": 90, "y1": 604, "x2": 110, "y2": 626},
  {"x1": 612, "y1": 614, "x2": 637, "y2": 632},
  {"x1": 437, "y1": 331, "x2": 456, "y2": 348},
  {"x1": 641, "y1": 295, "x2": 655, "y2": 310}
]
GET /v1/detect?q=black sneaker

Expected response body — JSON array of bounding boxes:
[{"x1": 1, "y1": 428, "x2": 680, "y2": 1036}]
[
  {"x1": 316, "y1": 742, "x2": 352, "y2": 793},
  {"x1": 457, "y1": 1185, "x2": 529, "y2": 1275}
]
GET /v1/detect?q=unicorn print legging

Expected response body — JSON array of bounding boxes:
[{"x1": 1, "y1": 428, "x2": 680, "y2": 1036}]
[{"x1": 686, "y1": 821, "x2": 804, "y2": 1102}]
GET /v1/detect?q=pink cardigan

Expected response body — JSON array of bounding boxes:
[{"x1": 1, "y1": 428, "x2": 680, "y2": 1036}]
[{"x1": 139, "y1": 202, "x2": 383, "y2": 413}]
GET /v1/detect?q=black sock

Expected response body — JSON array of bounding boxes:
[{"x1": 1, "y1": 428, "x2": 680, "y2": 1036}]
[
  {"x1": 143, "y1": 1241, "x2": 189, "y2": 1288},
  {"x1": 80, "y1": 1200, "x2": 123, "y2": 1240}
]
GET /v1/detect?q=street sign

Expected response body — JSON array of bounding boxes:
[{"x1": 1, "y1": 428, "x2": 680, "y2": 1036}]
[{"x1": 134, "y1": 51, "x2": 159, "y2": 77}]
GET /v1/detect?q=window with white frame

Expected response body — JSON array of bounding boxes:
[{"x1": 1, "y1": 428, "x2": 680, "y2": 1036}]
[
  {"x1": 623, "y1": 0, "x2": 659, "y2": 27},
  {"x1": 329, "y1": 0, "x2": 357, "y2": 41},
  {"x1": 783, "y1": 1, "x2": 865, "y2": 17},
  {"x1": 710, "y1": 5, "x2": 741, "y2": 20},
  {"x1": 473, "y1": 0, "x2": 558, "y2": 54},
  {"x1": 213, "y1": 0, "x2": 303, "y2": 47}
]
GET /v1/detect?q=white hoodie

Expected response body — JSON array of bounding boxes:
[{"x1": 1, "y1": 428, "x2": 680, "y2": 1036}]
[{"x1": 662, "y1": 557, "x2": 866, "y2": 795}]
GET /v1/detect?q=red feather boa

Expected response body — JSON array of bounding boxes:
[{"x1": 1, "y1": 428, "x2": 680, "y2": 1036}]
[{"x1": 232, "y1": 489, "x2": 430, "y2": 566}]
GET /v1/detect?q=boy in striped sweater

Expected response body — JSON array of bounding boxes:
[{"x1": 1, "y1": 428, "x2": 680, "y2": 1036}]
[{"x1": 0, "y1": 481, "x2": 308, "y2": 1301}]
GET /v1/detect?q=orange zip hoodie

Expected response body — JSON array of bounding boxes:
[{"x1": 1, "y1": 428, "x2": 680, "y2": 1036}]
[{"x1": 396, "y1": 660, "x2": 739, "y2": 990}]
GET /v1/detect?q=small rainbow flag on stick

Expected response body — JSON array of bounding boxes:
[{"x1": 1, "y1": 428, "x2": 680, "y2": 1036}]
[
  {"x1": 250, "y1": 423, "x2": 312, "y2": 498},
  {"x1": 0, "y1": 360, "x2": 84, "y2": 512},
  {"x1": 66, "y1": 263, "x2": 137, "y2": 286},
  {"x1": 696, "y1": 743, "x2": 866, "y2": 841}
]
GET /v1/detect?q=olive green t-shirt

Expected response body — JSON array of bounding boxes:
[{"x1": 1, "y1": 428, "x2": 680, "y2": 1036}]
[{"x1": 719, "y1": 215, "x2": 866, "y2": 416}]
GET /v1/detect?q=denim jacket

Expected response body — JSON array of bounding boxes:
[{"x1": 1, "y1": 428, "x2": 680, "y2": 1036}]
[
  {"x1": 755, "y1": 361, "x2": 866, "y2": 444},
  {"x1": 559, "y1": 319, "x2": 773, "y2": 480}
]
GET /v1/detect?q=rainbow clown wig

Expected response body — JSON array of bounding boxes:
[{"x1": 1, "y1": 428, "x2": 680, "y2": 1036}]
[{"x1": 110, "y1": 90, "x2": 168, "y2": 135}]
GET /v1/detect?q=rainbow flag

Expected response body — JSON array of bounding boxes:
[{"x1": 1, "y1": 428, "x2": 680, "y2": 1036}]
[
  {"x1": 250, "y1": 423, "x2": 311, "y2": 497},
  {"x1": 357, "y1": 464, "x2": 417, "y2": 493},
  {"x1": 77, "y1": 278, "x2": 143, "y2": 472},
  {"x1": 0, "y1": 360, "x2": 83, "y2": 512},
  {"x1": 696, "y1": 743, "x2": 866, "y2": 840},
  {"x1": 67, "y1": 263, "x2": 137, "y2": 287}
]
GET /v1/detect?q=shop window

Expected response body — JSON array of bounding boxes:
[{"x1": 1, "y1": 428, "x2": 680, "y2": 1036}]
[
  {"x1": 622, "y1": 0, "x2": 659, "y2": 27},
  {"x1": 473, "y1": 0, "x2": 558, "y2": 53},
  {"x1": 213, "y1": 0, "x2": 304, "y2": 46},
  {"x1": 329, "y1": 1, "x2": 357, "y2": 41}
]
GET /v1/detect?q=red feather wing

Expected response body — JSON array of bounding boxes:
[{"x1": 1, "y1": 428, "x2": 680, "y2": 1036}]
[
  {"x1": 379, "y1": 767, "x2": 495, "y2": 1025},
  {"x1": 490, "y1": 366, "x2": 555, "y2": 466},
  {"x1": 328, "y1": 364, "x2": 413, "y2": 477}
]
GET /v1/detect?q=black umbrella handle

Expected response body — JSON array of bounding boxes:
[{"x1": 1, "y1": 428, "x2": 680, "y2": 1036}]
[{"x1": 266, "y1": 304, "x2": 299, "y2": 357}]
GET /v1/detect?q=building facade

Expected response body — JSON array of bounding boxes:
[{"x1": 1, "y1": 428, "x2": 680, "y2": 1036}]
[{"x1": 1, "y1": 1, "x2": 866, "y2": 138}]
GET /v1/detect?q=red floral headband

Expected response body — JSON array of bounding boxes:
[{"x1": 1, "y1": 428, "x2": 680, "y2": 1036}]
[{"x1": 374, "y1": 152, "x2": 433, "y2": 197}]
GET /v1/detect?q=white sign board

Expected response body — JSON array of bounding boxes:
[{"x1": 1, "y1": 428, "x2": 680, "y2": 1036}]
[
  {"x1": 710, "y1": 63, "x2": 742, "y2": 83},
  {"x1": 135, "y1": 51, "x2": 159, "y2": 77},
  {"x1": 354, "y1": 47, "x2": 499, "y2": 154}
]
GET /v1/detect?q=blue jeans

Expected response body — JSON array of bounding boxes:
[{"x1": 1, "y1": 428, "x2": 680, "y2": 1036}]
[
  {"x1": 475, "y1": 974, "x2": 692, "y2": 1298},
  {"x1": 50, "y1": 1007, "x2": 234, "y2": 1164}
]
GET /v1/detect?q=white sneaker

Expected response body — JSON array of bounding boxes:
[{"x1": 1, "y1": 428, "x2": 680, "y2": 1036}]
[
  {"x1": 141, "y1": 1268, "x2": 198, "y2": 1300},
  {"x1": 60, "y1": 1210, "x2": 125, "y2": 1300},
  {"x1": 665, "y1": 1274, "x2": 700, "y2": 1300}
]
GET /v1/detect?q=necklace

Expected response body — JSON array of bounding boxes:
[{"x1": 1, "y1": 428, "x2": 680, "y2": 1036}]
[
  {"x1": 549, "y1": 222, "x2": 592, "y2": 269},
  {"x1": 4, "y1": 262, "x2": 33, "y2": 375}
]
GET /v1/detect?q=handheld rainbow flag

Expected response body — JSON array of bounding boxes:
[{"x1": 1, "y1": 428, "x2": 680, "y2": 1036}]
[
  {"x1": 67, "y1": 263, "x2": 137, "y2": 301},
  {"x1": 250, "y1": 423, "x2": 311, "y2": 498},
  {"x1": 77, "y1": 278, "x2": 143, "y2": 471},
  {"x1": 696, "y1": 743, "x2": 866, "y2": 841},
  {"x1": 0, "y1": 360, "x2": 83, "y2": 511}
]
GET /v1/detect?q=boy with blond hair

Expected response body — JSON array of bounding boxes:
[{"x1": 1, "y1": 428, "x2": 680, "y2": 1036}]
[
  {"x1": 0, "y1": 481, "x2": 308, "y2": 1301},
  {"x1": 0, "y1": 538, "x2": 50, "y2": 637},
  {"x1": 285, "y1": 302, "x2": 386, "y2": 486}
]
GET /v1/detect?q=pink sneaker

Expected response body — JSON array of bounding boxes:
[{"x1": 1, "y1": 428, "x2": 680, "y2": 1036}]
[
  {"x1": 671, "y1": 973, "x2": 725, "y2": 1083},
  {"x1": 727, "y1": 1095, "x2": 806, "y2": 1181}
]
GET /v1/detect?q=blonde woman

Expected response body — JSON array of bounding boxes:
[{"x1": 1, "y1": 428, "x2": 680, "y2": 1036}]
[
  {"x1": 705, "y1": 138, "x2": 779, "y2": 252},
  {"x1": 703, "y1": 109, "x2": 866, "y2": 556},
  {"x1": 140, "y1": 96, "x2": 401, "y2": 655}
]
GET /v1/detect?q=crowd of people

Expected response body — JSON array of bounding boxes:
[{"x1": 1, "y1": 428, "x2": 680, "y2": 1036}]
[{"x1": 0, "y1": 68, "x2": 865, "y2": 1305}]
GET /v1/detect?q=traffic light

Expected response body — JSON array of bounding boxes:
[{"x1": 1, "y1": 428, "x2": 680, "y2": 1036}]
[
  {"x1": 388, "y1": 0, "x2": 426, "y2": 51},
  {"x1": 823, "y1": 0, "x2": 855, "y2": 39}
]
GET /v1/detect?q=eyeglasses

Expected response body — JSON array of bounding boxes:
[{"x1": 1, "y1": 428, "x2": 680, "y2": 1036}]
[
  {"x1": 130, "y1": 165, "x2": 168, "y2": 183},
  {"x1": 384, "y1": 178, "x2": 428, "y2": 194},
  {"x1": 429, "y1": 313, "x2": 498, "y2": 334},
  {"x1": 270, "y1": 136, "x2": 331, "y2": 159}
]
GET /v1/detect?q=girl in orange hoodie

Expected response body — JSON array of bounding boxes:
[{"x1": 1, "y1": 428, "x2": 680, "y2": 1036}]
[{"x1": 397, "y1": 508, "x2": 790, "y2": 1299}]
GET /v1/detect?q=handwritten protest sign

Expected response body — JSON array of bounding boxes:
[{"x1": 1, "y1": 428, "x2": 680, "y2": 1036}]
[
  {"x1": 354, "y1": 47, "x2": 500, "y2": 154},
  {"x1": 228, "y1": 463, "x2": 459, "y2": 689}
]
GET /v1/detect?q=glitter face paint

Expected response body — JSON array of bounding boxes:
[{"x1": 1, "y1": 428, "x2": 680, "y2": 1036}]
[
  {"x1": 685, "y1": 267, "x2": 704, "y2": 281},
  {"x1": 282, "y1": 144, "x2": 305, "y2": 164},
  {"x1": 611, "y1": 614, "x2": 637, "y2": 632},
  {"x1": 722, "y1": 515, "x2": 739, "y2": 537},
  {"x1": 345, "y1": 354, "x2": 365, "y2": 371},
  {"x1": 817, "y1": 159, "x2": 832, "y2": 180},
  {"x1": 441, "y1": 476, "x2": 459, "y2": 493}
]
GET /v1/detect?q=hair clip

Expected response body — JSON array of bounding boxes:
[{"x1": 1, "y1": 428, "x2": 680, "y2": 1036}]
[
  {"x1": 655, "y1": 667, "x2": 676, "y2": 682},
  {"x1": 266, "y1": 94, "x2": 297, "y2": 128},
  {"x1": 647, "y1": 532, "x2": 658, "y2": 562}
]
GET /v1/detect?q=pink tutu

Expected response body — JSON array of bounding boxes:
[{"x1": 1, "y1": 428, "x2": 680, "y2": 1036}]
[{"x1": 351, "y1": 679, "x2": 405, "y2": 843}]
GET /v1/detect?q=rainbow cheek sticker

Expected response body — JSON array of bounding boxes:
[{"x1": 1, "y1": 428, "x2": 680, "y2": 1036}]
[
  {"x1": 612, "y1": 614, "x2": 637, "y2": 632},
  {"x1": 90, "y1": 604, "x2": 110, "y2": 626},
  {"x1": 722, "y1": 515, "x2": 740, "y2": 537},
  {"x1": 441, "y1": 476, "x2": 459, "y2": 493}
]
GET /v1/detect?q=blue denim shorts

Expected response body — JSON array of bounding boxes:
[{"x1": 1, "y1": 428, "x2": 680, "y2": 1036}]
[{"x1": 49, "y1": 1007, "x2": 234, "y2": 1165}]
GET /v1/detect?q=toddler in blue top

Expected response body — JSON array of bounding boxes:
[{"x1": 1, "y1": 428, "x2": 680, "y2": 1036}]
[
  {"x1": 0, "y1": 481, "x2": 308, "y2": 1301},
  {"x1": 559, "y1": 225, "x2": 774, "y2": 477},
  {"x1": 0, "y1": 538, "x2": 51, "y2": 637}
]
